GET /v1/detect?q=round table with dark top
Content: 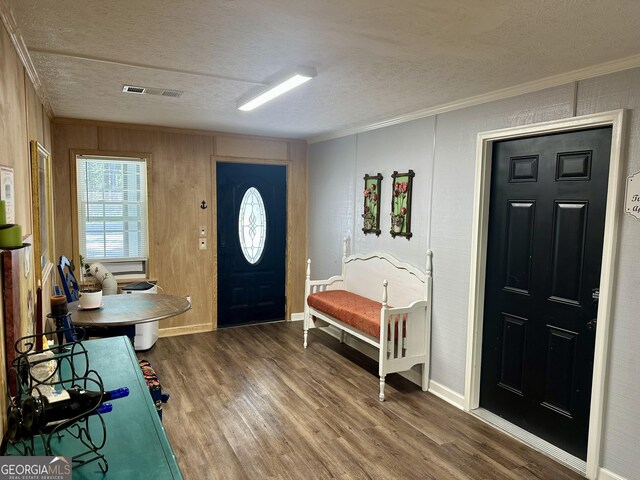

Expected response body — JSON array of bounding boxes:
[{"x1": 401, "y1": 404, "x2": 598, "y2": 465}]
[{"x1": 68, "y1": 293, "x2": 191, "y2": 327}]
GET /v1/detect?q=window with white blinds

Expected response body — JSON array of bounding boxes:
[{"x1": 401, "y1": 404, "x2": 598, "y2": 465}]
[{"x1": 75, "y1": 155, "x2": 149, "y2": 275}]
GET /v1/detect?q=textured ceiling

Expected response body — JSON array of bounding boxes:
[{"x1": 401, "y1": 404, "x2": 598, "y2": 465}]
[{"x1": 9, "y1": 0, "x2": 640, "y2": 140}]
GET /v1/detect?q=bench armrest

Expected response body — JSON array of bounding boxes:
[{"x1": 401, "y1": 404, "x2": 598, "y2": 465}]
[
  {"x1": 305, "y1": 258, "x2": 345, "y2": 300},
  {"x1": 308, "y1": 276, "x2": 344, "y2": 292},
  {"x1": 385, "y1": 299, "x2": 429, "y2": 315},
  {"x1": 380, "y1": 300, "x2": 429, "y2": 346}
]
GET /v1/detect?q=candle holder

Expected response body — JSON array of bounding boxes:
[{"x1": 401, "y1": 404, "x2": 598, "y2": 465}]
[{"x1": 50, "y1": 294, "x2": 69, "y2": 317}]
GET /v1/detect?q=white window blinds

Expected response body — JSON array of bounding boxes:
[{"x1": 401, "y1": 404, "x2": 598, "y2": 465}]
[{"x1": 76, "y1": 156, "x2": 149, "y2": 268}]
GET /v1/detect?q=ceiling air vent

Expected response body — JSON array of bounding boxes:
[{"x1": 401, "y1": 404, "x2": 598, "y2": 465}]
[
  {"x1": 122, "y1": 85, "x2": 146, "y2": 94},
  {"x1": 161, "y1": 89, "x2": 183, "y2": 98},
  {"x1": 121, "y1": 85, "x2": 183, "y2": 98}
]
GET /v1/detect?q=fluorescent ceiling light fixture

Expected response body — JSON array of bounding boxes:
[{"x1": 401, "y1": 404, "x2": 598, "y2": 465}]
[{"x1": 237, "y1": 66, "x2": 317, "y2": 111}]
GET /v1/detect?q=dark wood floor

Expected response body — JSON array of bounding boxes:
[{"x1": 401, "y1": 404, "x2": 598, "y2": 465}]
[{"x1": 140, "y1": 322, "x2": 583, "y2": 480}]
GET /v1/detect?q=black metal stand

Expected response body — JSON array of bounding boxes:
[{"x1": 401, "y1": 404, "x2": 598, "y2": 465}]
[
  {"x1": 46, "y1": 312, "x2": 80, "y2": 352},
  {"x1": 2, "y1": 330, "x2": 109, "y2": 473}
]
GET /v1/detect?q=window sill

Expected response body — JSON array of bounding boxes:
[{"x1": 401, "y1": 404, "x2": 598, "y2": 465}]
[{"x1": 115, "y1": 278, "x2": 157, "y2": 287}]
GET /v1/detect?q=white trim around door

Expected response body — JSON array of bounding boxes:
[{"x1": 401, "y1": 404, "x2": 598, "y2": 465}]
[{"x1": 464, "y1": 110, "x2": 626, "y2": 479}]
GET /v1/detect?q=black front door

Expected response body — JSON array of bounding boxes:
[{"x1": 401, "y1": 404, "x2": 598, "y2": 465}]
[
  {"x1": 480, "y1": 127, "x2": 612, "y2": 459},
  {"x1": 216, "y1": 162, "x2": 286, "y2": 327}
]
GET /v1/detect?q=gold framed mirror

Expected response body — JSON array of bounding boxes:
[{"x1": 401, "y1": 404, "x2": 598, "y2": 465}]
[{"x1": 30, "y1": 140, "x2": 55, "y2": 285}]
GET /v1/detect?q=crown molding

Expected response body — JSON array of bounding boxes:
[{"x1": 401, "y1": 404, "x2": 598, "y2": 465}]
[
  {"x1": 307, "y1": 53, "x2": 640, "y2": 144},
  {"x1": 0, "y1": 0, "x2": 54, "y2": 118}
]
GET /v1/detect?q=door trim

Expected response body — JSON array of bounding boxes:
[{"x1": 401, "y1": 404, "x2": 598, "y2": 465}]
[
  {"x1": 464, "y1": 110, "x2": 626, "y2": 479},
  {"x1": 212, "y1": 156, "x2": 291, "y2": 329}
]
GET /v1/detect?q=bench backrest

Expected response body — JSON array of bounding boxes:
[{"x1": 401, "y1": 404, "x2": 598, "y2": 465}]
[{"x1": 342, "y1": 252, "x2": 429, "y2": 307}]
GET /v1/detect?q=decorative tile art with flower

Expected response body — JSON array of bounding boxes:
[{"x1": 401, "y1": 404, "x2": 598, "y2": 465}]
[
  {"x1": 362, "y1": 173, "x2": 383, "y2": 235},
  {"x1": 390, "y1": 170, "x2": 414, "y2": 239}
]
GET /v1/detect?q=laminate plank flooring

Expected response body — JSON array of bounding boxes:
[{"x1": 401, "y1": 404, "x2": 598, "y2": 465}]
[{"x1": 140, "y1": 322, "x2": 583, "y2": 480}]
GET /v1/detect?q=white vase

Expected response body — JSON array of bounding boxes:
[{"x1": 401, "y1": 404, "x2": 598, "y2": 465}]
[{"x1": 79, "y1": 289, "x2": 102, "y2": 309}]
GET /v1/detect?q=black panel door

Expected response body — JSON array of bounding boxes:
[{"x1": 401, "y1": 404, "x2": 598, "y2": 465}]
[
  {"x1": 480, "y1": 127, "x2": 612, "y2": 459},
  {"x1": 216, "y1": 163, "x2": 286, "y2": 327}
]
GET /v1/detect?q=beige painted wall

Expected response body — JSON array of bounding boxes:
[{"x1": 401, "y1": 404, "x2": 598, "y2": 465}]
[
  {"x1": 0, "y1": 21, "x2": 52, "y2": 437},
  {"x1": 52, "y1": 119, "x2": 307, "y2": 336}
]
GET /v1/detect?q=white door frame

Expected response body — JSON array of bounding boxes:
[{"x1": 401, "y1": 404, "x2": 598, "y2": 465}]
[{"x1": 464, "y1": 110, "x2": 626, "y2": 479}]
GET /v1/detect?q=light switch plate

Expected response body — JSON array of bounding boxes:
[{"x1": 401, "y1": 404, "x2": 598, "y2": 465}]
[
  {"x1": 199, "y1": 225, "x2": 206, "y2": 237},
  {"x1": 199, "y1": 238, "x2": 207, "y2": 250}
]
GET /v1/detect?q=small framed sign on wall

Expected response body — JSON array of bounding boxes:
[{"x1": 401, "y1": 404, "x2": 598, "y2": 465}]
[
  {"x1": 625, "y1": 169, "x2": 640, "y2": 220},
  {"x1": 0, "y1": 165, "x2": 15, "y2": 224}
]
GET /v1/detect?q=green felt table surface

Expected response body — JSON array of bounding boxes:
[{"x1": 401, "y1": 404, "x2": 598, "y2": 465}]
[{"x1": 7, "y1": 336, "x2": 183, "y2": 479}]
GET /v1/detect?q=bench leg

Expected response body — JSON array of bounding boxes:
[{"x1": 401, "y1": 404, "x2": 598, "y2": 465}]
[
  {"x1": 422, "y1": 362, "x2": 429, "y2": 392},
  {"x1": 303, "y1": 329, "x2": 308, "y2": 348},
  {"x1": 379, "y1": 375, "x2": 386, "y2": 402}
]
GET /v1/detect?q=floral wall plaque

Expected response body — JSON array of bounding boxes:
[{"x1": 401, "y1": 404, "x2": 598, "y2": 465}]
[
  {"x1": 390, "y1": 170, "x2": 414, "y2": 239},
  {"x1": 362, "y1": 173, "x2": 382, "y2": 235}
]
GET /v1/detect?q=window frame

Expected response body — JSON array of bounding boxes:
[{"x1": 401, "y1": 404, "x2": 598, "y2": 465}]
[{"x1": 70, "y1": 150, "x2": 153, "y2": 280}]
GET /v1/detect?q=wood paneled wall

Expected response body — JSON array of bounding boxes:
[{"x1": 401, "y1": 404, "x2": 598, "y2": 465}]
[
  {"x1": 52, "y1": 119, "x2": 307, "y2": 335},
  {"x1": 0, "y1": 21, "x2": 52, "y2": 437}
]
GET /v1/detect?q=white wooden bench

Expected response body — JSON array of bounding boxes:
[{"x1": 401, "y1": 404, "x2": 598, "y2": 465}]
[{"x1": 304, "y1": 241, "x2": 433, "y2": 401}]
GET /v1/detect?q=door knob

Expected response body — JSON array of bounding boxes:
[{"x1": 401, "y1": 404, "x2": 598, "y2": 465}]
[{"x1": 586, "y1": 318, "x2": 597, "y2": 331}]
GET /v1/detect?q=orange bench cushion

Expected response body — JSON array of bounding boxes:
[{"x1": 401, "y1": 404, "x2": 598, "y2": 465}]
[{"x1": 307, "y1": 290, "x2": 383, "y2": 339}]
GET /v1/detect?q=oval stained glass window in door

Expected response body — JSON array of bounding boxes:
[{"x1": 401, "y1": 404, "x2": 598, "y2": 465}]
[{"x1": 238, "y1": 187, "x2": 267, "y2": 264}]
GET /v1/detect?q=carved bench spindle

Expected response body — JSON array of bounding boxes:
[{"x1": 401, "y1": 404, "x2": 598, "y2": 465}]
[
  {"x1": 380, "y1": 279, "x2": 389, "y2": 401},
  {"x1": 304, "y1": 259, "x2": 311, "y2": 349}
]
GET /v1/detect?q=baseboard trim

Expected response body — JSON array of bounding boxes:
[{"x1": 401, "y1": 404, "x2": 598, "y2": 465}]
[
  {"x1": 158, "y1": 323, "x2": 212, "y2": 338},
  {"x1": 290, "y1": 312, "x2": 304, "y2": 321},
  {"x1": 427, "y1": 379, "x2": 465, "y2": 409},
  {"x1": 599, "y1": 468, "x2": 628, "y2": 480}
]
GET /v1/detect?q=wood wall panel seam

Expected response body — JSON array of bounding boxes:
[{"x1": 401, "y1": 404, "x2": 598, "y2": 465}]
[
  {"x1": 67, "y1": 149, "x2": 80, "y2": 268},
  {"x1": 211, "y1": 158, "x2": 218, "y2": 329},
  {"x1": 52, "y1": 124, "x2": 99, "y2": 264}
]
